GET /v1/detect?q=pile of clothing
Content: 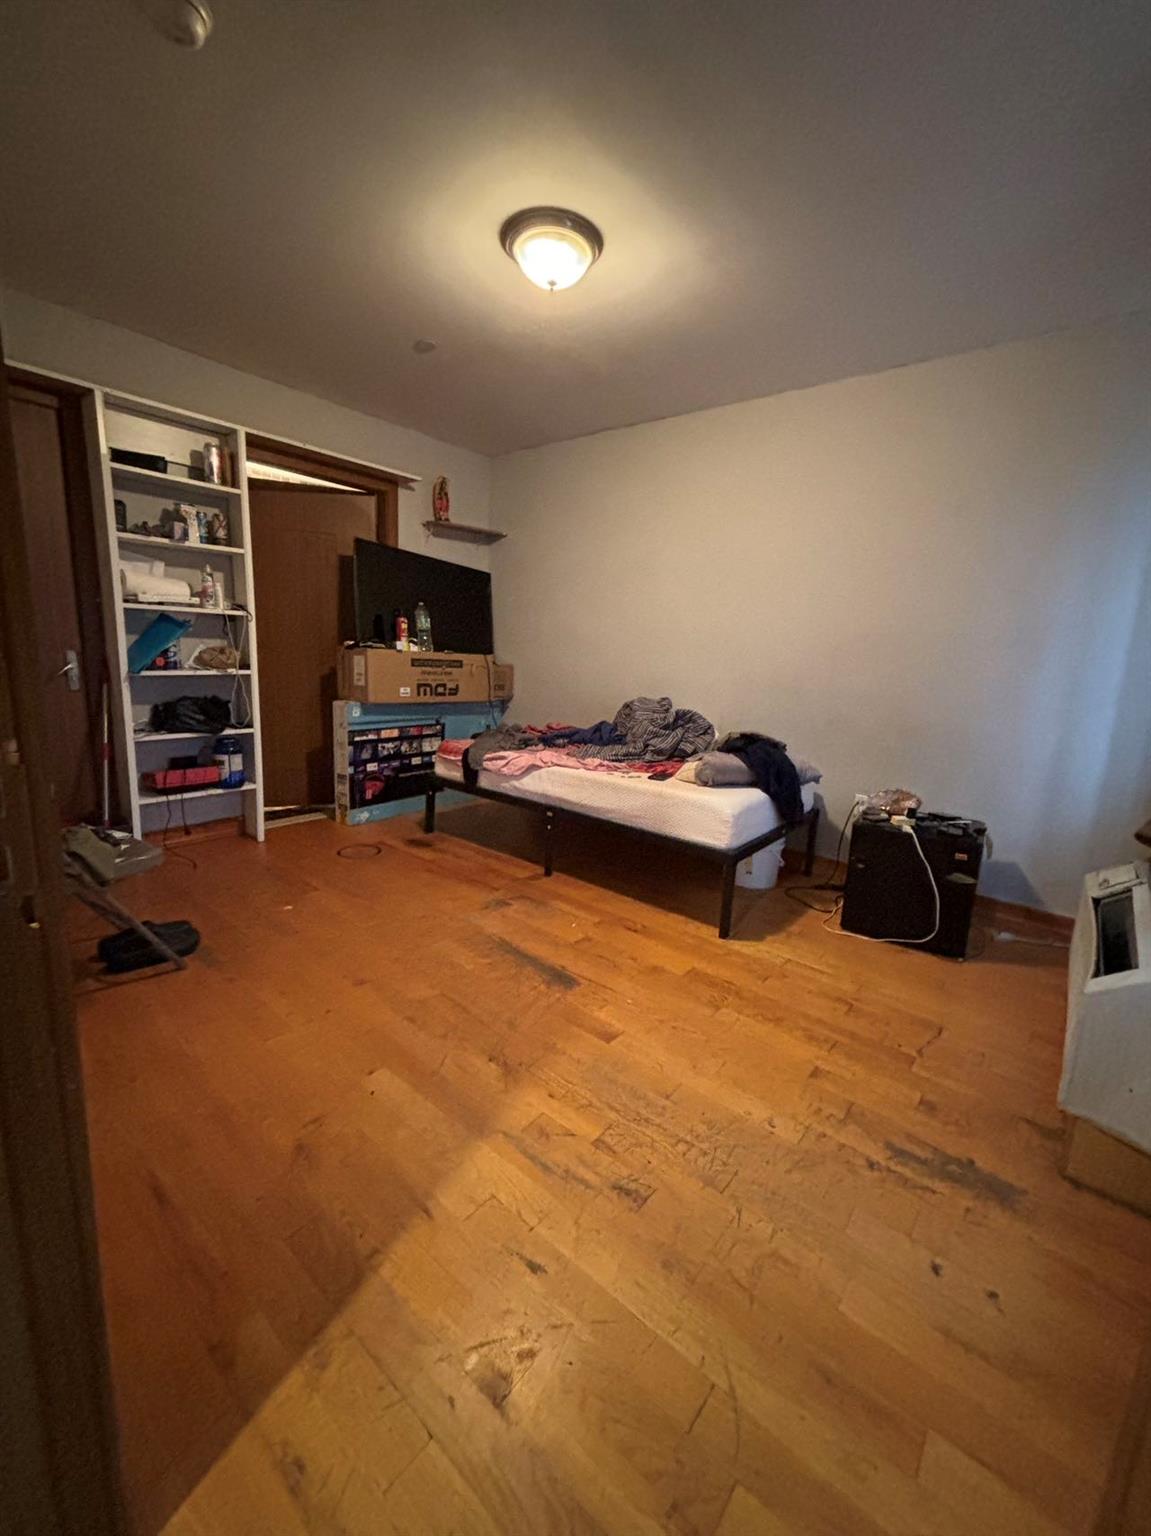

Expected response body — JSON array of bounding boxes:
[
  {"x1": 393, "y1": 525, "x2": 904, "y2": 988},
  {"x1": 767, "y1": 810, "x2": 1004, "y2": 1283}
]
[
  {"x1": 680, "y1": 735, "x2": 822, "y2": 822},
  {"x1": 466, "y1": 696, "x2": 713, "y2": 776},
  {"x1": 459, "y1": 696, "x2": 821, "y2": 822}
]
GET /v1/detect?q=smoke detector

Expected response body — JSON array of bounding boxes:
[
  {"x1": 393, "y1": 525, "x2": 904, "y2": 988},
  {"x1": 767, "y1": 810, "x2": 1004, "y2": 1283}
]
[{"x1": 134, "y1": 0, "x2": 214, "y2": 49}]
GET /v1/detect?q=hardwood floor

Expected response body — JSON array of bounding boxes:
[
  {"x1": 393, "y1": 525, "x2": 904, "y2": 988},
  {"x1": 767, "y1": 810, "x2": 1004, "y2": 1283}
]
[{"x1": 74, "y1": 804, "x2": 1151, "y2": 1536}]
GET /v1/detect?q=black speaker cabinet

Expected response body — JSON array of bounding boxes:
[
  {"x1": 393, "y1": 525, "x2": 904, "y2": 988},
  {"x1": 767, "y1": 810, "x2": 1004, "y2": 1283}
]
[{"x1": 840, "y1": 813, "x2": 986, "y2": 959}]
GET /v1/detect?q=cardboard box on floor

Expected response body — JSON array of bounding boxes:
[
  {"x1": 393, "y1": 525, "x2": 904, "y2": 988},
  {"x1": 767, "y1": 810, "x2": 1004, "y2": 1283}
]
[
  {"x1": 1063, "y1": 1117, "x2": 1151, "y2": 1218},
  {"x1": 339, "y1": 647, "x2": 513, "y2": 705}
]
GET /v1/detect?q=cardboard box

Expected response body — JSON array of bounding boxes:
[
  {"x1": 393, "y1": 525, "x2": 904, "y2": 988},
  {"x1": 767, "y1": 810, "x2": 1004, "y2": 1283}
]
[
  {"x1": 339, "y1": 648, "x2": 513, "y2": 705},
  {"x1": 333, "y1": 699, "x2": 506, "y2": 824},
  {"x1": 1063, "y1": 1117, "x2": 1151, "y2": 1218},
  {"x1": 333, "y1": 704, "x2": 443, "y2": 825}
]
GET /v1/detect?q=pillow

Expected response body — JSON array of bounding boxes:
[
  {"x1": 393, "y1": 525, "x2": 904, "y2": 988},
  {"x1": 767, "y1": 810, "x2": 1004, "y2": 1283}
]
[
  {"x1": 695, "y1": 752, "x2": 756, "y2": 787},
  {"x1": 685, "y1": 750, "x2": 823, "y2": 787}
]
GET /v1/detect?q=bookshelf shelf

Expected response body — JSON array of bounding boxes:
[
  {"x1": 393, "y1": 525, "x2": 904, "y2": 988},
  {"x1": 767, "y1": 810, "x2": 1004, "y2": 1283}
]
[
  {"x1": 118, "y1": 531, "x2": 245, "y2": 555},
  {"x1": 110, "y1": 461, "x2": 242, "y2": 497}
]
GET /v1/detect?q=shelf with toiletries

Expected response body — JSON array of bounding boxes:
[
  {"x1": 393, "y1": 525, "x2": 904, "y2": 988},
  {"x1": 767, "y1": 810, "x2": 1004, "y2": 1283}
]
[{"x1": 113, "y1": 475, "x2": 242, "y2": 551}]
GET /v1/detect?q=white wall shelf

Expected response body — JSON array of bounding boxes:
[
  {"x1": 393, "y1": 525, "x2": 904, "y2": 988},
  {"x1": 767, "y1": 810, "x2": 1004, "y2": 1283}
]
[
  {"x1": 422, "y1": 519, "x2": 506, "y2": 544},
  {"x1": 88, "y1": 389, "x2": 265, "y2": 841}
]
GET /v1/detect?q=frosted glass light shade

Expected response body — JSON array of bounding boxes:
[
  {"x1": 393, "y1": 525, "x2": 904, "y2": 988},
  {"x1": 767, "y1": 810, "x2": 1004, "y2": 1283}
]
[{"x1": 500, "y1": 208, "x2": 603, "y2": 292}]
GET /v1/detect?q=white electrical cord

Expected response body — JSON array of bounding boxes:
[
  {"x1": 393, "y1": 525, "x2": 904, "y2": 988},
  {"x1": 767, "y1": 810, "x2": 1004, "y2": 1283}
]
[
  {"x1": 221, "y1": 610, "x2": 252, "y2": 727},
  {"x1": 991, "y1": 930, "x2": 1069, "y2": 950}
]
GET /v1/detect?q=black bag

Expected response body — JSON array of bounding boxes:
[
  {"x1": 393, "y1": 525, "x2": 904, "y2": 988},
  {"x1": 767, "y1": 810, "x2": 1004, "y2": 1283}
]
[
  {"x1": 97, "y1": 921, "x2": 201, "y2": 973},
  {"x1": 149, "y1": 695, "x2": 233, "y2": 734}
]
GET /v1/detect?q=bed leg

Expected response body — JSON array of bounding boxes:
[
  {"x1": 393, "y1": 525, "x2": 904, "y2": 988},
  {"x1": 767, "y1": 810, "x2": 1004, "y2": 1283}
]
[
  {"x1": 718, "y1": 860, "x2": 737, "y2": 939},
  {"x1": 543, "y1": 809, "x2": 556, "y2": 876},
  {"x1": 424, "y1": 788, "x2": 437, "y2": 834},
  {"x1": 803, "y1": 806, "x2": 819, "y2": 876}
]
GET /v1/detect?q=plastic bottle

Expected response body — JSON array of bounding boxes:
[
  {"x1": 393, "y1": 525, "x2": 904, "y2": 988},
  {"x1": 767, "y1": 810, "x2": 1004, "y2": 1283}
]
[
  {"x1": 213, "y1": 734, "x2": 245, "y2": 789},
  {"x1": 414, "y1": 600, "x2": 433, "y2": 653}
]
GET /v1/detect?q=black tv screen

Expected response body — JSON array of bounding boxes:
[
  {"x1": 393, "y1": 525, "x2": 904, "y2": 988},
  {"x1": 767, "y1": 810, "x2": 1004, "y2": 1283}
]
[{"x1": 353, "y1": 539, "x2": 494, "y2": 653}]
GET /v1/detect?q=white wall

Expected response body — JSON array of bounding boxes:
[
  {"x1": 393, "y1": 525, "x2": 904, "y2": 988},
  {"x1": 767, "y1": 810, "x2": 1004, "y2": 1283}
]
[
  {"x1": 492, "y1": 316, "x2": 1151, "y2": 913},
  {"x1": 0, "y1": 290, "x2": 493, "y2": 570}
]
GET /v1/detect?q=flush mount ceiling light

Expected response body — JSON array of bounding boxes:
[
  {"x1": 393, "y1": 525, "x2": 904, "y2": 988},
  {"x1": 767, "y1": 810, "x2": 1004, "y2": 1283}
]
[
  {"x1": 133, "y1": 0, "x2": 214, "y2": 48},
  {"x1": 500, "y1": 207, "x2": 604, "y2": 292}
]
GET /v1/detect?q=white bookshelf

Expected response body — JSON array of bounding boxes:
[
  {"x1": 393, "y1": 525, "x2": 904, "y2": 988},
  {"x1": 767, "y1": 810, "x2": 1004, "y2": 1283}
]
[{"x1": 85, "y1": 388, "x2": 266, "y2": 841}]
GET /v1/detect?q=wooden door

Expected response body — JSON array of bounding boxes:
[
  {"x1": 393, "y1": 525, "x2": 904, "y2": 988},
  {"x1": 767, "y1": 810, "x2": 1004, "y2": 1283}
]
[
  {"x1": 8, "y1": 383, "x2": 103, "y2": 824},
  {"x1": 249, "y1": 484, "x2": 376, "y2": 809},
  {"x1": 1, "y1": 342, "x2": 126, "y2": 1536}
]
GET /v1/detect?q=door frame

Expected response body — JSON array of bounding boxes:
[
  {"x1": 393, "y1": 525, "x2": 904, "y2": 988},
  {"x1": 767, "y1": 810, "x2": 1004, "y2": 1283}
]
[
  {"x1": 244, "y1": 434, "x2": 409, "y2": 815},
  {"x1": 0, "y1": 348, "x2": 126, "y2": 1532},
  {"x1": 6, "y1": 367, "x2": 119, "y2": 823},
  {"x1": 245, "y1": 432, "x2": 409, "y2": 547}
]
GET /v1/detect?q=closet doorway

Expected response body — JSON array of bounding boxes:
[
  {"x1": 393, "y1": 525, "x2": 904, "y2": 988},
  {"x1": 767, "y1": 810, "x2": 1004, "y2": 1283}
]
[{"x1": 245, "y1": 438, "x2": 405, "y2": 815}]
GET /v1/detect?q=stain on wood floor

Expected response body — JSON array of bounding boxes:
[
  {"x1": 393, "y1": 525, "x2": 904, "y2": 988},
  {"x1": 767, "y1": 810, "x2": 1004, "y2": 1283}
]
[{"x1": 73, "y1": 807, "x2": 1151, "y2": 1536}]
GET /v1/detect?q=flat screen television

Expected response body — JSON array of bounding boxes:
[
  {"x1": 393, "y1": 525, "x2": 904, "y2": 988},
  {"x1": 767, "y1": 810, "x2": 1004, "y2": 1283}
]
[{"x1": 353, "y1": 538, "x2": 494, "y2": 653}]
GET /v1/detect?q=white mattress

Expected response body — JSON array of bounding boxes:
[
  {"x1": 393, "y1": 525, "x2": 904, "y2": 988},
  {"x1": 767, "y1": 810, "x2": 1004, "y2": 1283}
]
[{"x1": 436, "y1": 751, "x2": 814, "y2": 852}]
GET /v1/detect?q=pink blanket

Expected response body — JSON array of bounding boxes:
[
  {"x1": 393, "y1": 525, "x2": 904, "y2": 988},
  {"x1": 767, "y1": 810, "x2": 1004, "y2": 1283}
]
[
  {"x1": 437, "y1": 738, "x2": 684, "y2": 780},
  {"x1": 482, "y1": 747, "x2": 641, "y2": 778}
]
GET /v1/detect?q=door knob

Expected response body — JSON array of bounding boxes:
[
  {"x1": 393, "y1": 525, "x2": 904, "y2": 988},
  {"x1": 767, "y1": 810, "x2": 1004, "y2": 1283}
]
[{"x1": 56, "y1": 650, "x2": 81, "y2": 691}]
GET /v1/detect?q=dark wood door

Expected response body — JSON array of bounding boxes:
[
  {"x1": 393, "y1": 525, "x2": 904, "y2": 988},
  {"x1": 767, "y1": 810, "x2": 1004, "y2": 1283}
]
[
  {"x1": 8, "y1": 383, "x2": 102, "y2": 824},
  {"x1": 1, "y1": 340, "x2": 126, "y2": 1536},
  {"x1": 249, "y1": 484, "x2": 376, "y2": 809}
]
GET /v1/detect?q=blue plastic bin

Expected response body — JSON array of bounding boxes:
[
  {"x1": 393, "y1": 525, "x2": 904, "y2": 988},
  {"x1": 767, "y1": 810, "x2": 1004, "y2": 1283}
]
[{"x1": 127, "y1": 612, "x2": 193, "y2": 673}]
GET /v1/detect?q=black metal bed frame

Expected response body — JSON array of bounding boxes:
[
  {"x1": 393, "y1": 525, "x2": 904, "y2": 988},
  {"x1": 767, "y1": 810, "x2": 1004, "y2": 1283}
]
[{"x1": 424, "y1": 776, "x2": 820, "y2": 939}]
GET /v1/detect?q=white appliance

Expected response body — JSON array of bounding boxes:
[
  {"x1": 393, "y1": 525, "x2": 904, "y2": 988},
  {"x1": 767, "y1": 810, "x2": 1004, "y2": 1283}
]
[
  {"x1": 1059, "y1": 862, "x2": 1151, "y2": 1153},
  {"x1": 119, "y1": 558, "x2": 193, "y2": 605}
]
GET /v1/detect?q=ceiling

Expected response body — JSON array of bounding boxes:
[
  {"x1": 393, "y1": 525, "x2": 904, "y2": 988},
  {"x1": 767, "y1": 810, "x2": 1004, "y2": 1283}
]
[{"x1": 1, "y1": 1, "x2": 1147, "y2": 455}]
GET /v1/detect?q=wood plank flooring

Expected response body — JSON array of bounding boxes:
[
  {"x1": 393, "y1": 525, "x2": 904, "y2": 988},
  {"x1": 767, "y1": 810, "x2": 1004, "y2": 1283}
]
[{"x1": 73, "y1": 804, "x2": 1151, "y2": 1536}]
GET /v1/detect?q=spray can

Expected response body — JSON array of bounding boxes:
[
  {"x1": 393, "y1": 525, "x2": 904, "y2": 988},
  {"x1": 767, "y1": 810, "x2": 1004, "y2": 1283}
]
[{"x1": 203, "y1": 442, "x2": 222, "y2": 484}]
